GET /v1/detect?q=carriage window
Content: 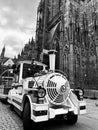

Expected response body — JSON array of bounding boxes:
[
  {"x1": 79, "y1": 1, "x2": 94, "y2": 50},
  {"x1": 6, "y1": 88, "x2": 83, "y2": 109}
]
[
  {"x1": 2, "y1": 71, "x2": 8, "y2": 77},
  {"x1": 1, "y1": 70, "x2": 14, "y2": 88},
  {"x1": 13, "y1": 65, "x2": 20, "y2": 82},
  {"x1": 2, "y1": 70, "x2": 14, "y2": 77},
  {"x1": 9, "y1": 71, "x2": 14, "y2": 77}
]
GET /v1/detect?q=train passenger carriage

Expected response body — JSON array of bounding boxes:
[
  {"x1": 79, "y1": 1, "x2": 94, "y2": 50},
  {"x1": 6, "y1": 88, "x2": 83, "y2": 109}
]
[{"x1": 0, "y1": 69, "x2": 14, "y2": 101}]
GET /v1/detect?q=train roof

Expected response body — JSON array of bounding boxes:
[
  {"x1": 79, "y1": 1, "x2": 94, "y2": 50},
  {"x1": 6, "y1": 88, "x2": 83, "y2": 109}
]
[{"x1": 18, "y1": 60, "x2": 47, "y2": 67}]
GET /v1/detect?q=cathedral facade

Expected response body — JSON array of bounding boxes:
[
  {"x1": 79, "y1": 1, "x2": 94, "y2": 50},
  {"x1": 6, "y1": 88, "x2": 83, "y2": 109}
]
[{"x1": 35, "y1": 0, "x2": 98, "y2": 89}]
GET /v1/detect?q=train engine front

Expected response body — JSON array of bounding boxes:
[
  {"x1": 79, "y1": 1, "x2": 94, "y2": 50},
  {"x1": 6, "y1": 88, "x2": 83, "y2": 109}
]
[{"x1": 30, "y1": 50, "x2": 86, "y2": 124}]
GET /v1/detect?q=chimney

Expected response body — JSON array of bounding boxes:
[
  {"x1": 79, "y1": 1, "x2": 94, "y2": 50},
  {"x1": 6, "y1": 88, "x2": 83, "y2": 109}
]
[{"x1": 48, "y1": 50, "x2": 57, "y2": 71}]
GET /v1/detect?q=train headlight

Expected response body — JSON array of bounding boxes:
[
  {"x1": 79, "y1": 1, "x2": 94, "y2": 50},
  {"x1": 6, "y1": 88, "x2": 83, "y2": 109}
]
[
  {"x1": 79, "y1": 90, "x2": 83, "y2": 96},
  {"x1": 37, "y1": 88, "x2": 46, "y2": 98},
  {"x1": 60, "y1": 85, "x2": 66, "y2": 93}
]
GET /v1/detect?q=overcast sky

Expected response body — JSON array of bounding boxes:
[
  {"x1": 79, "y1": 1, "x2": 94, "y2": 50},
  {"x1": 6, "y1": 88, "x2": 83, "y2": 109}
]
[{"x1": 0, "y1": 0, "x2": 40, "y2": 58}]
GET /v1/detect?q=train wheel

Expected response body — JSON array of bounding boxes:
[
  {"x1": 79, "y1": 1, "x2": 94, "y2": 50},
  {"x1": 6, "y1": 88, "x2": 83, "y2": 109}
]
[
  {"x1": 10, "y1": 104, "x2": 14, "y2": 111},
  {"x1": 23, "y1": 102, "x2": 33, "y2": 130},
  {"x1": 66, "y1": 112, "x2": 78, "y2": 125}
]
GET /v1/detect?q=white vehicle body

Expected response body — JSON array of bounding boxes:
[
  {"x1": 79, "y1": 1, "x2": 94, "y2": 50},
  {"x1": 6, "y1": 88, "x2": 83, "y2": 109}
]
[{"x1": 8, "y1": 50, "x2": 86, "y2": 130}]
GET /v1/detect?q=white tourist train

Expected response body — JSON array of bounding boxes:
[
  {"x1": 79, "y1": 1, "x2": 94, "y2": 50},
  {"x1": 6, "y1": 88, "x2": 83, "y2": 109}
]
[{"x1": 7, "y1": 50, "x2": 86, "y2": 130}]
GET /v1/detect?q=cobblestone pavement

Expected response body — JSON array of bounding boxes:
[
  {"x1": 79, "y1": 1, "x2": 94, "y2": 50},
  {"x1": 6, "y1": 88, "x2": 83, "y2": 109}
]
[
  {"x1": 0, "y1": 99, "x2": 98, "y2": 130},
  {"x1": 0, "y1": 101, "x2": 23, "y2": 130}
]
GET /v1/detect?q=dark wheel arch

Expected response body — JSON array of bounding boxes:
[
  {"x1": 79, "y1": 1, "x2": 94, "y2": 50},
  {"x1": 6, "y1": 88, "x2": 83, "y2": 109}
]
[
  {"x1": 10, "y1": 104, "x2": 14, "y2": 111},
  {"x1": 23, "y1": 101, "x2": 32, "y2": 130},
  {"x1": 21, "y1": 95, "x2": 29, "y2": 117}
]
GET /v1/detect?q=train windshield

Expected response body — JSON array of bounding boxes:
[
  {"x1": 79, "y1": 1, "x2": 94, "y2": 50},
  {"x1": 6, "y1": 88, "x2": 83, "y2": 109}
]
[{"x1": 22, "y1": 63, "x2": 43, "y2": 79}]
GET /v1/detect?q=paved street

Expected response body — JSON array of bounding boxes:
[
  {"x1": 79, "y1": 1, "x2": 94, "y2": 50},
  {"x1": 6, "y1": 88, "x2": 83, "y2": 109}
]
[
  {"x1": 0, "y1": 101, "x2": 23, "y2": 130},
  {"x1": 0, "y1": 99, "x2": 98, "y2": 130}
]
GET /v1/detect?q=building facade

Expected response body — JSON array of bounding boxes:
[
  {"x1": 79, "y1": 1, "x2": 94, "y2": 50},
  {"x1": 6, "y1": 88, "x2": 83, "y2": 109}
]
[{"x1": 35, "y1": 0, "x2": 98, "y2": 89}]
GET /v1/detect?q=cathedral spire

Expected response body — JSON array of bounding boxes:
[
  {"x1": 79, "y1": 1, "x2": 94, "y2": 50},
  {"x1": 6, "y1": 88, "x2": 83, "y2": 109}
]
[{"x1": 1, "y1": 45, "x2": 5, "y2": 58}]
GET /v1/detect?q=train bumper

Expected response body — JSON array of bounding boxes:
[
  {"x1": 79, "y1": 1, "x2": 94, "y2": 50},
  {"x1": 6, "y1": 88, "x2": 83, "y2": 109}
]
[
  {"x1": 31, "y1": 103, "x2": 73, "y2": 122},
  {"x1": 31, "y1": 103, "x2": 49, "y2": 122},
  {"x1": 31, "y1": 100, "x2": 86, "y2": 122},
  {"x1": 79, "y1": 100, "x2": 86, "y2": 114}
]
